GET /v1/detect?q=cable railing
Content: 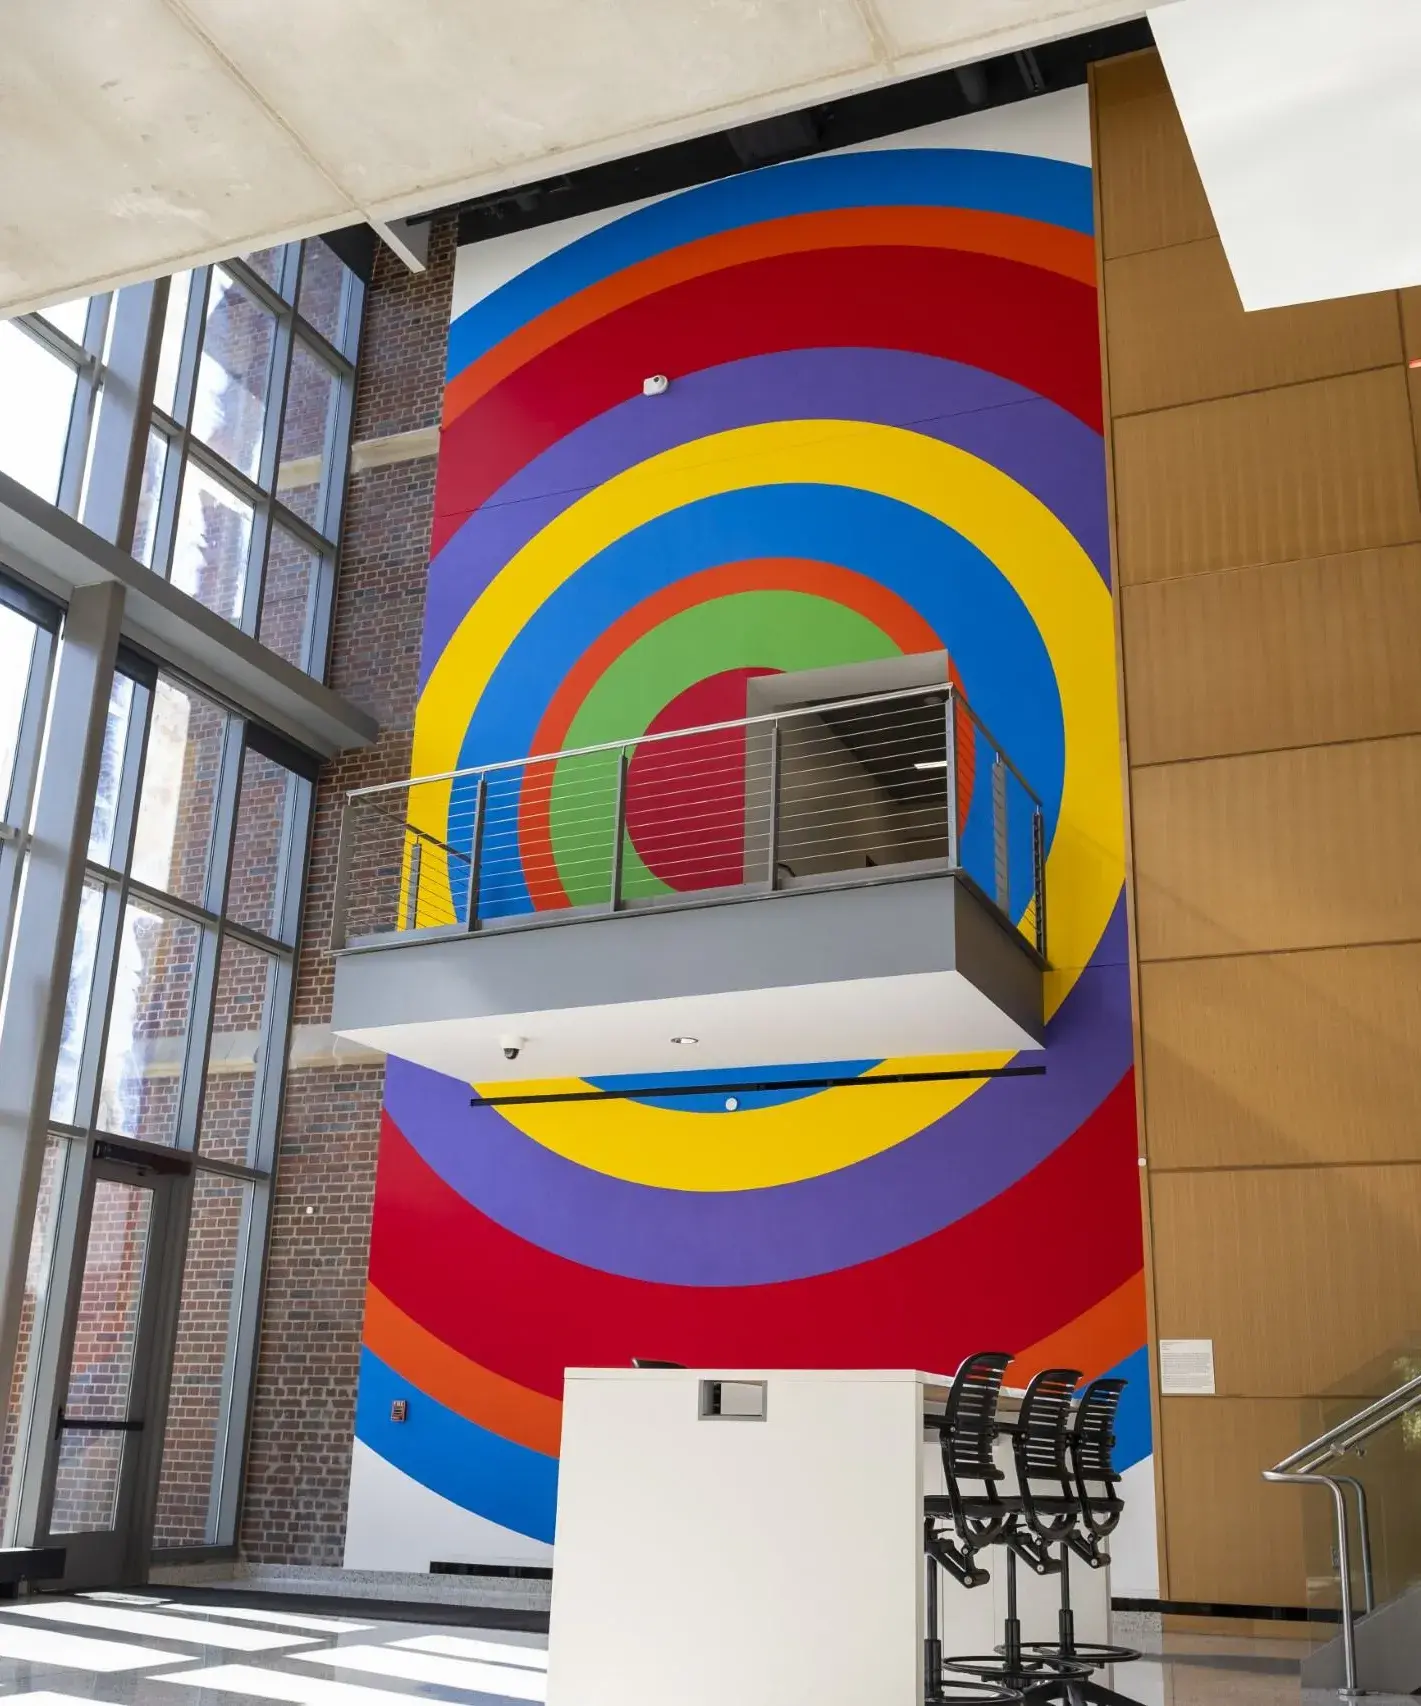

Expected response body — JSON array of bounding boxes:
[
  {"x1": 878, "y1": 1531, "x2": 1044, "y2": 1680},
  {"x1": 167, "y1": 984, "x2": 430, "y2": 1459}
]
[
  {"x1": 1264, "y1": 1370, "x2": 1421, "y2": 1695},
  {"x1": 329, "y1": 684, "x2": 1047, "y2": 957}
]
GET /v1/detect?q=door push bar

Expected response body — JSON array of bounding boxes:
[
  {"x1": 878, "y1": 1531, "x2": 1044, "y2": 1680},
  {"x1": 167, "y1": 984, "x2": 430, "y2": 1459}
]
[{"x1": 54, "y1": 1405, "x2": 144, "y2": 1439}]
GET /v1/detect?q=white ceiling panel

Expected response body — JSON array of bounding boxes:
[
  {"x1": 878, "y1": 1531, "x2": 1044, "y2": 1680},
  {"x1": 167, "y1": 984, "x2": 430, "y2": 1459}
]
[
  {"x1": 1151, "y1": 0, "x2": 1421, "y2": 309},
  {"x1": 0, "y1": 0, "x2": 345, "y2": 309},
  {"x1": 183, "y1": 0, "x2": 879, "y2": 209},
  {"x1": 1, "y1": 0, "x2": 1147, "y2": 317},
  {"x1": 875, "y1": 0, "x2": 1144, "y2": 66}
]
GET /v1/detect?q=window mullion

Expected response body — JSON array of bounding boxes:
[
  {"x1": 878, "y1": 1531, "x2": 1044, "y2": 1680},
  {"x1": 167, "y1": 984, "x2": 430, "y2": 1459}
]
[
  {"x1": 69, "y1": 873, "x2": 126, "y2": 1135},
  {"x1": 173, "y1": 920, "x2": 221, "y2": 1154}
]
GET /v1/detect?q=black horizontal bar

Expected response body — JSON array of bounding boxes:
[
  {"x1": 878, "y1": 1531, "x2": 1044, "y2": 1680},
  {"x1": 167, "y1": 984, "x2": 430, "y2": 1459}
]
[
  {"x1": 471, "y1": 1063, "x2": 1044, "y2": 1108},
  {"x1": 1111, "y1": 1596, "x2": 1340, "y2": 1624},
  {"x1": 55, "y1": 1409, "x2": 143, "y2": 1436}
]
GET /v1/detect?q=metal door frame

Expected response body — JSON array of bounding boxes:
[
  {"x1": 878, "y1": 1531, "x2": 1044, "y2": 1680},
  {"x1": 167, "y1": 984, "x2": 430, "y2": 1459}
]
[{"x1": 12, "y1": 1135, "x2": 192, "y2": 1588}]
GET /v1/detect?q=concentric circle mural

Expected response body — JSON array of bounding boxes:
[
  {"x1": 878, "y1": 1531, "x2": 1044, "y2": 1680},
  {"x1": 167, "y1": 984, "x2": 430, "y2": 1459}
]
[{"x1": 346, "y1": 95, "x2": 1151, "y2": 1578}]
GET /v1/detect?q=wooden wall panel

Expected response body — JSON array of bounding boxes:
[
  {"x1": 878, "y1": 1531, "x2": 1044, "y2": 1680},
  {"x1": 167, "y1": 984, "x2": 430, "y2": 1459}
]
[
  {"x1": 1158, "y1": 1398, "x2": 1318, "y2": 1606},
  {"x1": 1104, "y1": 240, "x2": 1400, "y2": 417},
  {"x1": 1120, "y1": 546, "x2": 1421, "y2": 765},
  {"x1": 1150, "y1": 1165, "x2": 1421, "y2": 1396},
  {"x1": 1402, "y1": 287, "x2": 1421, "y2": 359},
  {"x1": 1094, "y1": 47, "x2": 1421, "y2": 1610},
  {"x1": 1092, "y1": 53, "x2": 1215, "y2": 258},
  {"x1": 1113, "y1": 368, "x2": 1421, "y2": 587},
  {"x1": 1140, "y1": 945, "x2": 1421, "y2": 1170},
  {"x1": 1132, "y1": 735, "x2": 1421, "y2": 962}
]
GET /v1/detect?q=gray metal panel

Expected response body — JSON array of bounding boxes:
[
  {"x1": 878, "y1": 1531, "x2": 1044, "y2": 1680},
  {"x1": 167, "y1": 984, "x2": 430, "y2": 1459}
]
[
  {"x1": 333, "y1": 873, "x2": 1042, "y2": 1044},
  {"x1": 1302, "y1": 1580, "x2": 1421, "y2": 1694},
  {"x1": 0, "y1": 473, "x2": 376, "y2": 757}
]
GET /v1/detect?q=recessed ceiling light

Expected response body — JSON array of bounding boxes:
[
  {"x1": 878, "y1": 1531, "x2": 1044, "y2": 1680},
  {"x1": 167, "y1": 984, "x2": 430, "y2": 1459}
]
[{"x1": 670, "y1": 1035, "x2": 699, "y2": 1045}]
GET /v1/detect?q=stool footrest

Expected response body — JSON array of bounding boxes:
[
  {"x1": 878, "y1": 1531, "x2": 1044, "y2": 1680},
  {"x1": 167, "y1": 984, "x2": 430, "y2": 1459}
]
[
  {"x1": 925, "y1": 1680, "x2": 1025, "y2": 1706},
  {"x1": 1018, "y1": 1641, "x2": 1141, "y2": 1667}
]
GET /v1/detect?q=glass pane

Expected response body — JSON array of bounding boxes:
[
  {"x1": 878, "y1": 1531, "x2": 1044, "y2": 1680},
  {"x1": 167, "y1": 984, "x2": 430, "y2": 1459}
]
[
  {"x1": 276, "y1": 342, "x2": 336, "y2": 531},
  {"x1": 298, "y1": 241, "x2": 349, "y2": 349},
  {"x1": 87, "y1": 672, "x2": 137, "y2": 866},
  {"x1": 171, "y1": 460, "x2": 254, "y2": 624},
  {"x1": 97, "y1": 901, "x2": 203, "y2": 1144},
  {"x1": 241, "y1": 247, "x2": 287, "y2": 292},
  {"x1": 131, "y1": 677, "x2": 227, "y2": 904},
  {"x1": 1302, "y1": 1337, "x2": 1421, "y2": 1615},
  {"x1": 0, "y1": 604, "x2": 38, "y2": 821},
  {"x1": 50, "y1": 1178, "x2": 154, "y2": 1534},
  {"x1": 200, "y1": 940, "x2": 275, "y2": 1165},
  {"x1": 154, "y1": 271, "x2": 193, "y2": 418},
  {"x1": 132, "y1": 429, "x2": 169, "y2": 569},
  {"x1": 38, "y1": 298, "x2": 90, "y2": 344},
  {"x1": 193, "y1": 267, "x2": 276, "y2": 480},
  {"x1": 259, "y1": 528, "x2": 319, "y2": 671},
  {"x1": 50, "y1": 881, "x2": 105, "y2": 1126},
  {"x1": 227, "y1": 747, "x2": 300, "y2": 937},
  {"x1": 0, "y1": 1135, "x2": 69, "y2": 1534},
  {"x1": 0, "y1": 323, "x2": 77, "y2": 503},
  {"x1": 152, "y1": 1171, "x2": 248, "y2": 1547}
]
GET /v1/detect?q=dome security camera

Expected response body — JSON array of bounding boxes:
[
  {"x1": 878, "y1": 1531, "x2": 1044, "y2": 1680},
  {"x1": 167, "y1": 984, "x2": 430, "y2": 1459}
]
[{"x1": 500, "y1": 1034, "x2": 526, "y2": 1062}]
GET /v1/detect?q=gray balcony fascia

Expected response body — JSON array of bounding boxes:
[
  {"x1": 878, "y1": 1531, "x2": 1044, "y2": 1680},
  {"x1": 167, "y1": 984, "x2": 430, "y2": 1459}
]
[{"x1": 331, "y1": 870, "x2": 1043, "y2": 1084}]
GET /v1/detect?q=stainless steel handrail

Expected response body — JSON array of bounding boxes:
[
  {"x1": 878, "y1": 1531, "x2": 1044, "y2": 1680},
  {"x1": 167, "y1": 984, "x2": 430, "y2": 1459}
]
[
  {"x1": 344, "y1": 681, "x2": 1045, "y2": 807},
  {"x1": 1263, "y1": 1371, "x2": 1421, "y2": 1695}
]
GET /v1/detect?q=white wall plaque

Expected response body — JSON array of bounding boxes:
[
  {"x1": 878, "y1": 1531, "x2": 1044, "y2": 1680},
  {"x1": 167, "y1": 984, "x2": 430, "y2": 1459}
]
[{"x1": 1159, "y1": 1339, "x2": 1216, "y2": 1395}]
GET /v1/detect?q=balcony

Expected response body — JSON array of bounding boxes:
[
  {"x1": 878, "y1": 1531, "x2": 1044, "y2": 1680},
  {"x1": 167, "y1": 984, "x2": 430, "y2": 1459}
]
[{"x1": 328, "y1": 679, "x2": 1047, "y2": 1083}]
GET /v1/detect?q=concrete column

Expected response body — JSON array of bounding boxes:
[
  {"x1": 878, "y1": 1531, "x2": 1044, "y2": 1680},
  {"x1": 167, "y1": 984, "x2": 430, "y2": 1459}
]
[{"x1": 0, "y1": 581, "x2": 124, "y2": 1499}]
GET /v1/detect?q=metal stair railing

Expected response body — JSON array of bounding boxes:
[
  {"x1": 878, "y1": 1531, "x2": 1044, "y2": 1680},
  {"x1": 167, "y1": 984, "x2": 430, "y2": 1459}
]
[{"x1": 1264, "y1": 1370, "x2": 1421, "y2": 1696}]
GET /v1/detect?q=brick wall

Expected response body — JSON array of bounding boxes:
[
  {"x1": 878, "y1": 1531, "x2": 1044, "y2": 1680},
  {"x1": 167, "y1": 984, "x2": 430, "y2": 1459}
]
[{"x1": 237, "y1": 218, "x2": 455, "y2": 1564}]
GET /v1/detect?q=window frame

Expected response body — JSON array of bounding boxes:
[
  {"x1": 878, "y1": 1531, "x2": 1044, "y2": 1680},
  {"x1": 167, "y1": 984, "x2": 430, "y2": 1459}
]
[{"x1": 39, "y1": 646, "x2": 315, "y2": 1551}]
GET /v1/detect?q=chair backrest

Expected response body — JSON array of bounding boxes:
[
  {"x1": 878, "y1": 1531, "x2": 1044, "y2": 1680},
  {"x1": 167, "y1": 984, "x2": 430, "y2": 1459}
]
[
  {"x1": 941, "y1": 1351, "x2": 1012, "y2": 1484},
  {"x1": 1070, "y1": 1376, "x2": 1128, "y2": 1540},
  {"x1": 1013, "y1": 1366, "x2": 1081, "y2": 1539},
  {"x1": 1071, "y1": 1377, "x2": 1126, "y2": 1482}
]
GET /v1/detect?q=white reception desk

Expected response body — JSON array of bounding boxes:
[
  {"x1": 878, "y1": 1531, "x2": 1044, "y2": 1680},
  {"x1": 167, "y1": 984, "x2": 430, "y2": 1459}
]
[{"x1": 547, "y1": 1367, "x2": 1109, "y2": 1706}]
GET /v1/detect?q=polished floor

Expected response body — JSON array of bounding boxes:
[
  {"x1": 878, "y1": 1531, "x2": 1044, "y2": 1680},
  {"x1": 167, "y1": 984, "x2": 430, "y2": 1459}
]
[
  {"x1": 0, "y1": 1594, "x2": 1408, "y2": 1706},
  {"x1": 0, "y1": 1593, "x2": 548, "y2": 1706}
]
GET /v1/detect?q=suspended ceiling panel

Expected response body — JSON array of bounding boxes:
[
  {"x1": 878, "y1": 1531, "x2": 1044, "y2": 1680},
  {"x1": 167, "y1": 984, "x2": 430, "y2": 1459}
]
[
  {"x1": 0, "y1": 0, "x2": 1146, "y2": 315},
  {"x1": 1150, "y1": 0, "x2": 1421, "y2": 309}
]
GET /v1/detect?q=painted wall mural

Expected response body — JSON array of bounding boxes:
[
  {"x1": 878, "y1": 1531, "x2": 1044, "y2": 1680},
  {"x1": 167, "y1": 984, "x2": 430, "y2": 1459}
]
[{"x1": 344, "y1": 88, "x2": 1156, "y2": 1593}]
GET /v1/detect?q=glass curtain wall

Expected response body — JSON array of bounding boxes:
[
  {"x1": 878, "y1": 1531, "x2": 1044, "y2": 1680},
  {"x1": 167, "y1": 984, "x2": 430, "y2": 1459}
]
[
  {"x1": 39, "y1": 651, "x2": 313, "y2": 1550},
  {"x1": 0, "y1": 236, "x2": 357, "y2": 1561},
  {"x1": 0, "y1": 640, "x2": 314, "y2": 1553},
  {"x1": 1, "y1": 240, "x2": 363, "y2": 679}
]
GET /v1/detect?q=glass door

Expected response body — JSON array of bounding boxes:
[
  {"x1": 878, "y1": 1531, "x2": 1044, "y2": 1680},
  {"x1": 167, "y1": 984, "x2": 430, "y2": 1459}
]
[{"x1": 34, "y1": 1143, "x2": 187, "y2": 1587}]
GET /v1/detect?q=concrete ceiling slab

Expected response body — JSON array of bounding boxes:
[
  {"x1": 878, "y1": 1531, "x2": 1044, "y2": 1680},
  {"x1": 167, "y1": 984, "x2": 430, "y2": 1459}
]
[
  {"x1": 1150, "y1": 0, "x2": 1421, "y2": 309},
  {"x1": 0, "y1": 0, "x2": 345, "y2": 308},
  {"x1": 1, "y1": 0, "x2": 1146, "y2": 316}
]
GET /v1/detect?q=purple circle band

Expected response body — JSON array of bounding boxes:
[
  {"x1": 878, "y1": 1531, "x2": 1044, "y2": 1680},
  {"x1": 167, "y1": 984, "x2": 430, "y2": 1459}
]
[
  {"x1": 421, "y1": 346, "x2": 1109, "y2": 690},
  {"x1": 384, "y1": 903, "x2": 1130, "y2": 1287}
]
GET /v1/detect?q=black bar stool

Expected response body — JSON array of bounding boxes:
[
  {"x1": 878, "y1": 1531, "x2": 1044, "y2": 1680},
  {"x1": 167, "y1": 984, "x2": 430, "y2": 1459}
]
[
  {"x1": 1018, "y1": 1376, "x2": 1142, "y2": 1703},
  {"x1": 923, "y1": 1352, "x2": 1023, "y2": 1705},
  {"x1": 941, "y1": 1367, "x2": 1093, "y2": 1703}
]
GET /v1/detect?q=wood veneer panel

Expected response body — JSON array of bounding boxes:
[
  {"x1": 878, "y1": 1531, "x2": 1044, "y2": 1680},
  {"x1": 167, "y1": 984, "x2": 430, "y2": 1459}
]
[
  {"x1": 1151, "y1": 1166, "x2": 1421, "y2": 1396},
  {"x1": 1139, "y1": 944, "x2": 1421, "y2": 1170},
  {"x1": 1402, "y1": 287, "x2": 1421, "y2": 361},
  {"x1": 1132, "y1": 736, "x2": 1421, "y2": 961},
  {"x1": 1159, "y1": 1397, "x2": 1318, "y2": 1607},
  {"x1": 1092, "y1": 52, "x2": 1216, "y2": 259},
  {"x1": 1103, "y1": 240, "x2": 1401, "y2": 417},
  {"x1": 1120, "y1": 546, "x2": 1421, "y2": 765},
  {"x1": 1113, "y1": 368, "x2": 1421, "y2": 587}
]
